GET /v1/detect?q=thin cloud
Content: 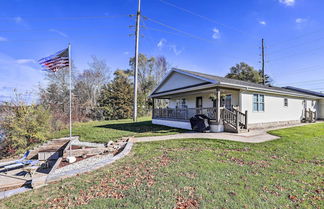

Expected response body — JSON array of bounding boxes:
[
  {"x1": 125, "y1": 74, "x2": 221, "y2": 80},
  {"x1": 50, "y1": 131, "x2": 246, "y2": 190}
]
[
  {"x1": 157, "y1": 38, "x2": 183, "y2": 55},
  {"x1": 0, "y1": 52, "x2": 43, "y2": 103},
  {"x1": 0, "y1": 36, "x2": 7, "y2": 42},
  {"x1": 169, "y1": 45, "x2": 183, "y2": 56},
  {"x1": 259, "y1": 21, "x2": 267, "y2": 25},
  {"x1": 279, "y1": 0, "x2": 295, "y2": 6},
  {"x1": 296, "y1": 18, "x2": 307, "y2": 24},
  {"x1": 212, "y1": 28, "x2": 221, "y2": 39},
  {"x1": 157, "y1": 38, "x2": 167, "y2": 49},
  {"x1": 13, "y1": 16, "x2": 30, "y2": 28},
  {"x1": 14, "y1": 16, "x2": 23, "y2": 23},
  {"x1": 16, "y1": 59, "x2": 35, "y2": 64},
  {"x1": 49, "y1": 29, "x2": 68, "y2": 38}
]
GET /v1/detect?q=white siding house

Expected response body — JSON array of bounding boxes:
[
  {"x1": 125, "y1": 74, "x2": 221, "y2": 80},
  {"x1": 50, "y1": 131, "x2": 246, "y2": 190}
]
[{"x1": 150, "y1": 68, "x2": 323, "y2": 133}]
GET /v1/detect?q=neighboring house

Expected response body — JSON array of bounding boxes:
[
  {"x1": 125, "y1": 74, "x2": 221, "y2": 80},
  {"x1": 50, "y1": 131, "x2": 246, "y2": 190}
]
[{"x1": 149, "y1": 68, "x2": 324, "y2": 133}]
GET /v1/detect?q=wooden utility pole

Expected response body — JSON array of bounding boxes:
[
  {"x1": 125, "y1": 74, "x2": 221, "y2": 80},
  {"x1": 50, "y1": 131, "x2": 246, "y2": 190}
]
[
  {"x1": 133, "y1": 0, "x2": 141, "y2": 122},
  {"x1": 261, "y1": 38, "x2": 265, "y2": 85}
]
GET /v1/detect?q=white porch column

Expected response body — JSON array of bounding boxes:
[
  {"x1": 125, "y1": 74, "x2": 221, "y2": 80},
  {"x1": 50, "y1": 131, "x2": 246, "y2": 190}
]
[
  {"x1": 215, "y1": 87, "x2": 221, "y2": 124},
  {"x1": 239, "y1": 90, "x2": 243, "y2": 112}
]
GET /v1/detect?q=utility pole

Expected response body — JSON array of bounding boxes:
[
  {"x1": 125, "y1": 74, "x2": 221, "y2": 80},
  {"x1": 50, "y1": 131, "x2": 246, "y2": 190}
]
[
  {"x1": 261, "y1": 38, "x2": 265, "y2": 85},
  {"x1": 133, "y1": 0, "x2": 141, "y2": 122}
]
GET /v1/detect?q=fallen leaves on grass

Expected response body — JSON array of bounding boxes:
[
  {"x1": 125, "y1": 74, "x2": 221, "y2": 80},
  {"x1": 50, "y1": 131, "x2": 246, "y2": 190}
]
[
  {"x1": 288, "y1": 194, "x2": 298, "y2": 202},
  {"x1": 174, "y1": 197, "x2": 199, "y2": 209},
  {"x1": 227, "y1": 157, "x2": 271, "y2": 168},
  {"x1": 43, "y1": 152, "x2": 173, "y2": 208},
  {"x1": 174, "y1": 187, "x2": 199, "y2": 209}
]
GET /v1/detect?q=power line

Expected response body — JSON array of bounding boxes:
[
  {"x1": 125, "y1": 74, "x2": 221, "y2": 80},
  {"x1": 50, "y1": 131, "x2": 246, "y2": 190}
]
[
  {"x1": 276, "y1": 79, "x2": 324, "y2": 86},
  {"x1": 268, "y1": 36, "x2": 324, "y2": 56},
  {"x1": 0, "y1": 15, "x2": 127, "y2": 21},
  {"x1": 275, "y1": 65, "x2": 324, "y2": 75},
  {"x1": 144, "y1": 25, "x2": 203, "y2": 41},
  {"x1": 0, "y1": 34, "x2": 122, "y2": 43},
  {"x1": 268, "y1": 28, "x2": 324, "y2": 48},
  {"x1": 268, "y1": 45, "x2": 324, "y2": 62},
  {"x1": 143, "y1": 24, "x2": 246, "y2": 61},
  {"x1": 0, "y1": 25, "x2": 126, "y2": 33},
  {"x1": 158, "y1": 0, "x2": 256, "y2": 39},
  {"x1": 144, "y1": 16, "x2": 215, "y2": 43}
]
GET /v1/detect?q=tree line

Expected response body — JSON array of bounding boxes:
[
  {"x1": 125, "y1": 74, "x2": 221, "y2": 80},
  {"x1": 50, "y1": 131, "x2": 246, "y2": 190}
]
[
  {"x1": 0, "y1": 58, "x2": 270, "y2": 157},
  {"x1": 0, "y1": 54, "x2": 169, "y2": 157}
]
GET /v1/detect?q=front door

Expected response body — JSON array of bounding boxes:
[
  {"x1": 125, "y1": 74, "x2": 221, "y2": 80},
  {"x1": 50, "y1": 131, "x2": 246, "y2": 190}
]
[
  {"x1": 225, "y1": 94, "x2": 232, "y2": 110},
  {"x1": 196, "y1": 97, "x2": 202, "y2": 114}
]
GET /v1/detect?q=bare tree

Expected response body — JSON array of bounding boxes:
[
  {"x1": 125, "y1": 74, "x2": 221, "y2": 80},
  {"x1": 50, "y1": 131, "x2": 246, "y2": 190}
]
[{"x1": 73, "y1": 56, "x2": 111, "y2": 120}]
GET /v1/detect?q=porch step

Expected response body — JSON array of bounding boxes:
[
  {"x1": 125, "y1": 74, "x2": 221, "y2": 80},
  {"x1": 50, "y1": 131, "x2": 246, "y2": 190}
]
[
  {"x1": 223, "y1": 121, "x2": 249, "y2": 133},
  {"x1": 238, "y1": 129, "x2": 249, "y2": 133}
]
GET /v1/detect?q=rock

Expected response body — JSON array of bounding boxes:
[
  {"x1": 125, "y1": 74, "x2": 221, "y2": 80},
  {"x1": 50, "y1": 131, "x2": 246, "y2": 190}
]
[{"x1": 66, "y1": 156, "x2": 76, "y2": 163}]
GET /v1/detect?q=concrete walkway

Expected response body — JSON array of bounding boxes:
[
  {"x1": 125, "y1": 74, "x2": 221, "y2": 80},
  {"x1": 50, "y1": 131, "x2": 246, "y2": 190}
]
[{"x1": 134, "y1": 122, "x2": 322, "y2": 143}]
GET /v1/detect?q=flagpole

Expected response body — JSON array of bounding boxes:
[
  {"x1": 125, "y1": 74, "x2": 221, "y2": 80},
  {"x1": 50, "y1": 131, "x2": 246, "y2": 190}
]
[{"x1": 68, "y1": 43, "x2": 72, "y2": 142}]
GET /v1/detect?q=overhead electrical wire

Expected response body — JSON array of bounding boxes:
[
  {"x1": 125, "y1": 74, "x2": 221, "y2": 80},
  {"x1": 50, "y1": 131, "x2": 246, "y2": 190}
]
[
  {"x1": 0, "y1": 15, "x2": 128, "y2": 21},
  {"x1": 0, "y1": 34, "x2": 120, "y2": 43},
  {"x1": 276, "y1": 79, "x2": 324, "y2": 86},
  {"x1": 144, "y1": 16, "x2": 216, "y2": 43},
  {"x1": 268, "y1": 45, "x2": 324, "y2": 62},
  {"x1": 268, "y1": 36, "x2": 324, "y2": 56},
  {"x1": 268, "y1": 28, "x2": 324, "y2": 48},
  {"x1": 0, "y1": 25, "x2": 126, "y2": 33},
  {"x1": 158, "y1": 0, "x2": 256, "y2": 39}
]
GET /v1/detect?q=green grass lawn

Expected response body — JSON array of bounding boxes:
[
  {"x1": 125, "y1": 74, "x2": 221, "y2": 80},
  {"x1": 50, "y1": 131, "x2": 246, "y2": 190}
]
[
  {"x1": 51, "y1": 117, "x2": 186, "y2": 143},
  {"x1": 1, "y1": 123, "x2": 323, "y2": 208}
]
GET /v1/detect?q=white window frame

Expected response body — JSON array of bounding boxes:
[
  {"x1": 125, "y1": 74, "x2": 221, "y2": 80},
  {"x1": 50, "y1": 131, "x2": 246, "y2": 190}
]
[{"x1": 253, "y1": 94, "x2": 265, "y2": 112}]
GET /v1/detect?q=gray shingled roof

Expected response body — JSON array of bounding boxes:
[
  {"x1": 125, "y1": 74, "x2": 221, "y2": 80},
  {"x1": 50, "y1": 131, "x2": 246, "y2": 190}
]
[
  {"x1": 284, "y1": 86, "x2": 324, "y2": 97},
  {"x1": 174, "y1": 68, "x2": 322, "y2": 98}
]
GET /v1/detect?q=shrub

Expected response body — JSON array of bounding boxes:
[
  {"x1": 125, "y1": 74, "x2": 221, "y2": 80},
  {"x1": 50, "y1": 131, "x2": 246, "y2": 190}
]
[{"x1": 0, "y1": 104, "x2": 52, "y2": 155}]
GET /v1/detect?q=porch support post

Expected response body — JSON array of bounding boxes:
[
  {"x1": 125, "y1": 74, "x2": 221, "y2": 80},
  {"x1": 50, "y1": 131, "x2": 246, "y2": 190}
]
[
  {"x1": 216, "y1": 87, "x2": 221, "y2": 124},
  {"x1": 245, "y1": 110, "x2": 248, "y2": 129},
  {"x1": 152, "y1": 98, "x2": 155, "y2": 119}
]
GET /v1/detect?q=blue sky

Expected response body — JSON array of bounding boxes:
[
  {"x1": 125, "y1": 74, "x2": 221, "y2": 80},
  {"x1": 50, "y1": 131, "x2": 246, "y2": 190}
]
[{"x1": 0, "y1": 0, "x2": 324, "y2": 102}]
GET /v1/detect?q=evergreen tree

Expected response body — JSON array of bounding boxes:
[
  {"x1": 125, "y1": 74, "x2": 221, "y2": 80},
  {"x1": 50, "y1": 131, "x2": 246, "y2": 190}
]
[{"x1": 98, "y1": 70, "x2": 134, "y2": 120}]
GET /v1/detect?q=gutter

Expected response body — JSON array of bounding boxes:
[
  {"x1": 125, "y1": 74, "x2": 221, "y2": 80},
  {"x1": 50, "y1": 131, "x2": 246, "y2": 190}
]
[{"x1": 219, "y1": 82, "x2": 321, "y2": 99}]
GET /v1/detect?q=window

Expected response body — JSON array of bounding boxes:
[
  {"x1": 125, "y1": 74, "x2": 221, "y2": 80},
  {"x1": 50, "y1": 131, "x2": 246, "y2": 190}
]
[
  {"x1": 284, "y1": 98, "x2": 288, "y2": 107},
  {"x1": 253, "y1": 94, "x2": 265, "y2": 112},
  {"x1": 181, "y1": 98, "x2": 186, "y2": 108},
  {"x1": 176, "y1": 98, "x2": 187, "y2": 108}
]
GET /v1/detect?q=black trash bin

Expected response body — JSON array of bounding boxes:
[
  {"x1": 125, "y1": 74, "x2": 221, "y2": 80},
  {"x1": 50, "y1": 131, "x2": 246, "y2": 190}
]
[{"x1": 190, "y1": 114, "x2": 211, "y2": 132}]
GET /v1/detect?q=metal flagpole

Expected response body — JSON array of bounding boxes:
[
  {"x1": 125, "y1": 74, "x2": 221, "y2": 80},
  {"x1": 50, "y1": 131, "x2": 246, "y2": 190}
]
[
  {"x1": 133, "y1": 0, "x2": 141, "y2": 122},
  {"x1": 68, "y1": 43, "x2": 72, "y2": 149}
]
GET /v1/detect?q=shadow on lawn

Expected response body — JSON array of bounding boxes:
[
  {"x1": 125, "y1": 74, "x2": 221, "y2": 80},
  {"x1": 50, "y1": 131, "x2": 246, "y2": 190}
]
[{"x1": 95, "y1": 121, "x2": 185, "y2": 134}]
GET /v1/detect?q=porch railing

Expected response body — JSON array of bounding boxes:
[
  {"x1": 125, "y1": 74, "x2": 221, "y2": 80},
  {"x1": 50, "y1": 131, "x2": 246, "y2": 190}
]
[
  {"x1": 153, "y1": 108, "x2": 218, "y2": 121},
  {"x1": 304, "y1": 109, "x2": 316, "y2": 123},
  {"x1": 153, "y1": 107, "x2": 248, "y2": 132},
  {"x1": 221, "y1": 108, "x2": 248, "y2": 132}
]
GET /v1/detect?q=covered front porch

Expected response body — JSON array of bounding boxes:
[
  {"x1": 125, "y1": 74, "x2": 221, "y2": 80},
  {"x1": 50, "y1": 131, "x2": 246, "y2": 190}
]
[{"x1": 152, "y1": 87, "x2": 248, "y2": 133}]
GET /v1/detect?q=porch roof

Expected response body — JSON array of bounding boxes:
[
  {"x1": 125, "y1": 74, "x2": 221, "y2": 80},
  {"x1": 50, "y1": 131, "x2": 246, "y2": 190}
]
[{"x1": 150, "y1": 68, "x2": 322, "y2": 99}]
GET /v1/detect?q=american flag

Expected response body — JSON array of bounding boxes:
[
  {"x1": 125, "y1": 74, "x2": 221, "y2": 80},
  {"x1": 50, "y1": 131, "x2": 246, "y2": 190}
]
[{"x1": 38, "y1": 48, "x2": 69, "y2": 72}]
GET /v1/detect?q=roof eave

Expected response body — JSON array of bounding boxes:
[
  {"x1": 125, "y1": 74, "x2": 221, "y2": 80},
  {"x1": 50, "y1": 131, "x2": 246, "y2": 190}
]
[{"x1": 219, "y1": 82, "x2": 322, "y2": 99}]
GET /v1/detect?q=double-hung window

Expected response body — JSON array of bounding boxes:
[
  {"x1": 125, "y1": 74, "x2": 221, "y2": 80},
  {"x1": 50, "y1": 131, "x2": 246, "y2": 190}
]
[
  {"x1": 284, "y1": 98, "x2": 288, "y2": 107},
  {"x1": 253, "y1": 94, "x2": 265, "y2": 112}
]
